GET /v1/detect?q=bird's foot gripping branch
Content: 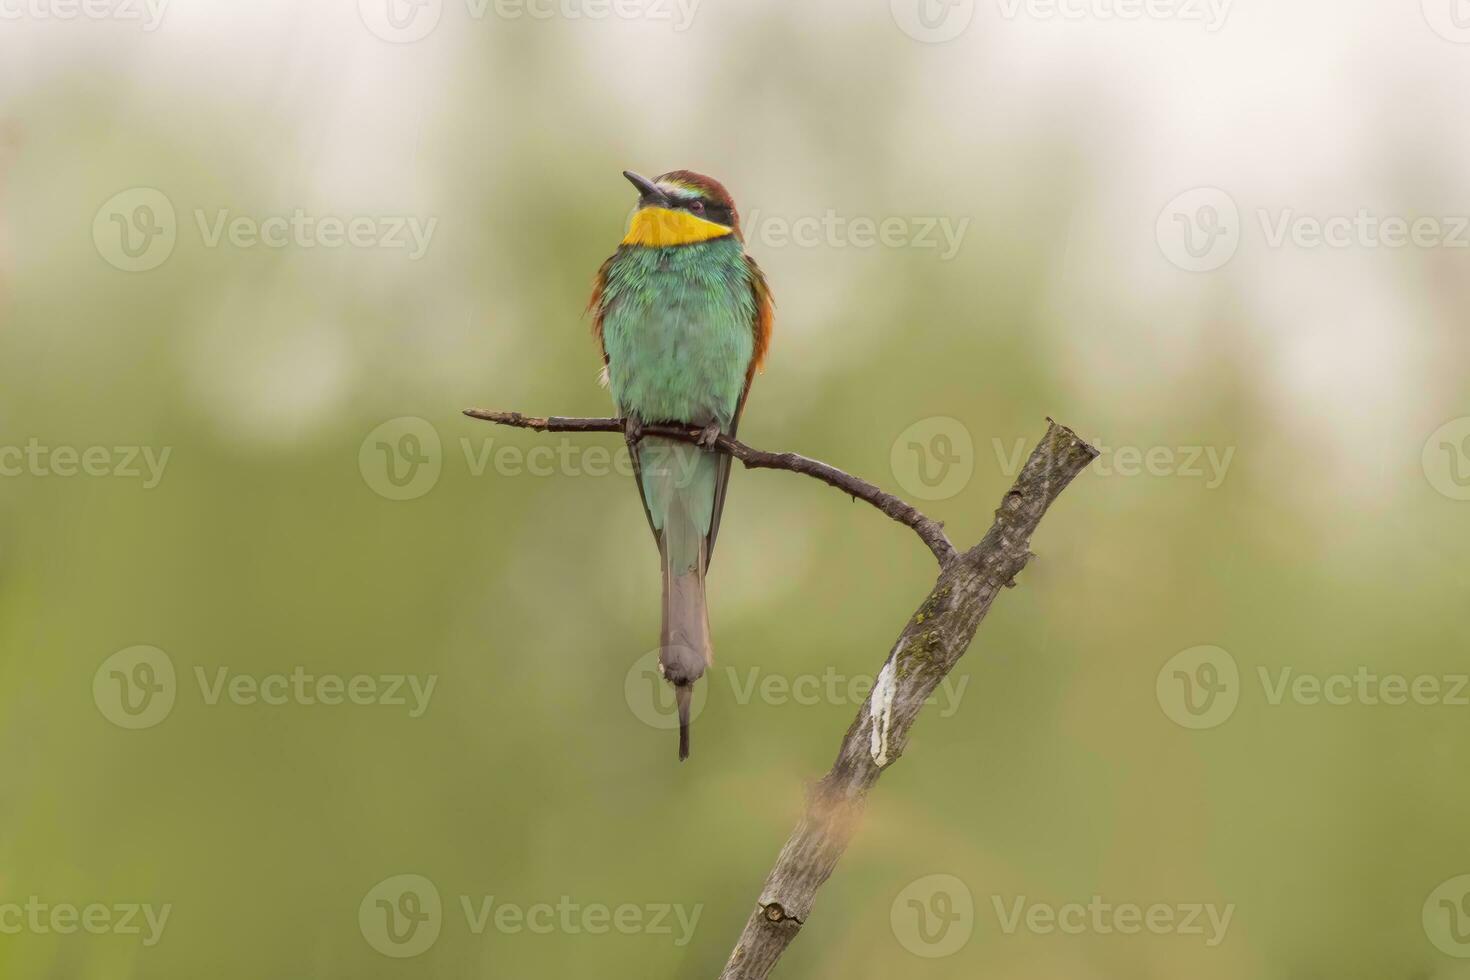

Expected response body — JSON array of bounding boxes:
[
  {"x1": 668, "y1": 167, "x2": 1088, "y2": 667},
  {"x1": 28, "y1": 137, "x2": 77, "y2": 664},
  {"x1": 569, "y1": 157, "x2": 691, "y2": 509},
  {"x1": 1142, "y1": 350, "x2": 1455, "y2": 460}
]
[{"x1": 463, "y1": 408, "x2": 1098, "y2": 979}]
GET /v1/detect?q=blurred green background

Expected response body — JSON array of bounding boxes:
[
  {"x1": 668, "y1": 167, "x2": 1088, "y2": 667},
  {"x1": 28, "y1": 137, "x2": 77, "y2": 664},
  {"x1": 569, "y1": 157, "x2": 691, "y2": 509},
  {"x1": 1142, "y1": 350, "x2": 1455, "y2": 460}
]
[{"x1": 3, "y1": 0, "x2": 1470, "y2": 977}]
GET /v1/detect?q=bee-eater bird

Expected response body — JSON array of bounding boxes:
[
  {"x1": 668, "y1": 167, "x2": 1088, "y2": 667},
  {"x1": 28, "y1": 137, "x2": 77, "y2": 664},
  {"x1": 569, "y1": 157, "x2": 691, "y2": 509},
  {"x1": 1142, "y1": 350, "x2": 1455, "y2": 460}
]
[{"x1": 588, "y1": 169, "x2": 774, "y2": 761}]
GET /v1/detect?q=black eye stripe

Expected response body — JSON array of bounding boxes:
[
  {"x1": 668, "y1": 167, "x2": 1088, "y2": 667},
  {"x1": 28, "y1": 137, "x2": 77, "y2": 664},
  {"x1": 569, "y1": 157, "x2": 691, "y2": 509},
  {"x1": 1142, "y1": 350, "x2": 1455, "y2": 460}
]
[
  {"x1": 640, "y1": 193, "x2": 734, "y2": 228},
  {"x1": 686, "y1": 202, "x2": 732, "y2": 226}
]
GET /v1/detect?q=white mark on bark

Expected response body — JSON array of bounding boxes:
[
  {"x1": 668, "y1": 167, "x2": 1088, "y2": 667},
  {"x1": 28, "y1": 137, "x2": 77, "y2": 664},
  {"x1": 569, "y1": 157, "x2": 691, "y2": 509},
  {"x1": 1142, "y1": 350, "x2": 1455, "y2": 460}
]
[{"x1": 870, "y1": 657, "x2": 898, "y2": 767}]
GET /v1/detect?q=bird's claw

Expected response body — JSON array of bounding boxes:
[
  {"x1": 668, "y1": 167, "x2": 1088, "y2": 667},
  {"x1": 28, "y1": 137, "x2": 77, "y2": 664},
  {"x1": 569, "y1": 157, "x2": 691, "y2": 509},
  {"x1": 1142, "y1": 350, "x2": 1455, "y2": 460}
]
[
  {"x1": 696, "y1": 422, "x2": 722, "y2": 451},
  {"x1": 623, "y1": 417, "x2": 644, "y2": 446}
]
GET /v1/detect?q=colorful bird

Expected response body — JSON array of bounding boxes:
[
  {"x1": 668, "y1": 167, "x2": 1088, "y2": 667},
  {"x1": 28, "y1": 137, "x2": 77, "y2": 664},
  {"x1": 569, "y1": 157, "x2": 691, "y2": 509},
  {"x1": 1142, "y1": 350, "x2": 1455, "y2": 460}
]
[{"x1": 589, "y1": 170, "x2": 774, "y2": 761}]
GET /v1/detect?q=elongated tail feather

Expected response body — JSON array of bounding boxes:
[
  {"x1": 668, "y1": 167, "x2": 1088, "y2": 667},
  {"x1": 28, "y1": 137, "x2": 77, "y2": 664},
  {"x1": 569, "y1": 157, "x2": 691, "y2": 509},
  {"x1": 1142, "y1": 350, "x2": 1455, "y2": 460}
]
[
  {"x1": 659, "y1": 555, "x2": 708, "y2": 761},
  {"x1": 674, "y1": 685, "x2": 692, "y2": 761},
  {"x1": 644, "y1": 437, "x2": 716, "y2": 759}
]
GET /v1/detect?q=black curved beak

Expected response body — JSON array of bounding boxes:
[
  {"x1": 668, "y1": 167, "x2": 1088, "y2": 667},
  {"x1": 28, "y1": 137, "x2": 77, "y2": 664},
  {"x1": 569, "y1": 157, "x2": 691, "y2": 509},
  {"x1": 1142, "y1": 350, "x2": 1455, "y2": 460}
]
[{"x1": 623, "y1": 170, "x2": 668, "y2": 208}]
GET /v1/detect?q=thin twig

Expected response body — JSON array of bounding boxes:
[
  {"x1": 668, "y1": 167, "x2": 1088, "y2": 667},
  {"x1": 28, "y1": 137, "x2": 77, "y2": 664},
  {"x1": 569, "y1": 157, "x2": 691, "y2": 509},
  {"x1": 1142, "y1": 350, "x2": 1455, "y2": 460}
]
[{"x1": 462, "y1": 409, "x2": 958, "y2": 565}]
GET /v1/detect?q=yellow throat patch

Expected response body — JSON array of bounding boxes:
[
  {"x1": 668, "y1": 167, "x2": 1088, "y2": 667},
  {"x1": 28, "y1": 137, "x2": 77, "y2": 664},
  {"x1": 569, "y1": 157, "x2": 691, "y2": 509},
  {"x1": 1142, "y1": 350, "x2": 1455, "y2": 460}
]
[{"x1": 623, "y1": 207, "x2": 733, "y2": 247}]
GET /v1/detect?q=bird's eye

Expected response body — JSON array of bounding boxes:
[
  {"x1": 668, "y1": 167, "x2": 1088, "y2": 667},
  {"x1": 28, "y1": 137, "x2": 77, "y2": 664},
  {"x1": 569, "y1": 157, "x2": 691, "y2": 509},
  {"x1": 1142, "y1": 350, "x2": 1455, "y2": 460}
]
[{"x1": 688, "y1": 200, "x2": 706, "y2": 214}]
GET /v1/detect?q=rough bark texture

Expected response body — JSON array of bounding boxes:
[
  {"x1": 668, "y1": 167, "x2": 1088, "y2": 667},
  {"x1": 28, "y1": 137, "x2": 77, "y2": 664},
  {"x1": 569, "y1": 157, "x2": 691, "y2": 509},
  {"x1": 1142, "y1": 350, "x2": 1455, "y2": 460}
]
[
  {"x1": 463, "y1": 409, "x2": 957, "y2": 564},
  {"x1": 717, "y1": 419, "x2": 1098, "y2": 980}
]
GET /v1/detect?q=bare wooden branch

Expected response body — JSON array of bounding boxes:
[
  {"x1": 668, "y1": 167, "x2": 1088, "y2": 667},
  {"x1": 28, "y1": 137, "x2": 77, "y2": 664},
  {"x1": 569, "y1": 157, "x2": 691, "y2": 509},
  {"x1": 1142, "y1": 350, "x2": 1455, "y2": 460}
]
[
  {"x1": 717, "y1": 419, "x2": 1098, "y2": 980},
  {"x1": 462, "y1": 406, "x2": 1095, "y2": 978},
  {"x1": 462, "y1": 409, "x2": 958, "y2": 565}
]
